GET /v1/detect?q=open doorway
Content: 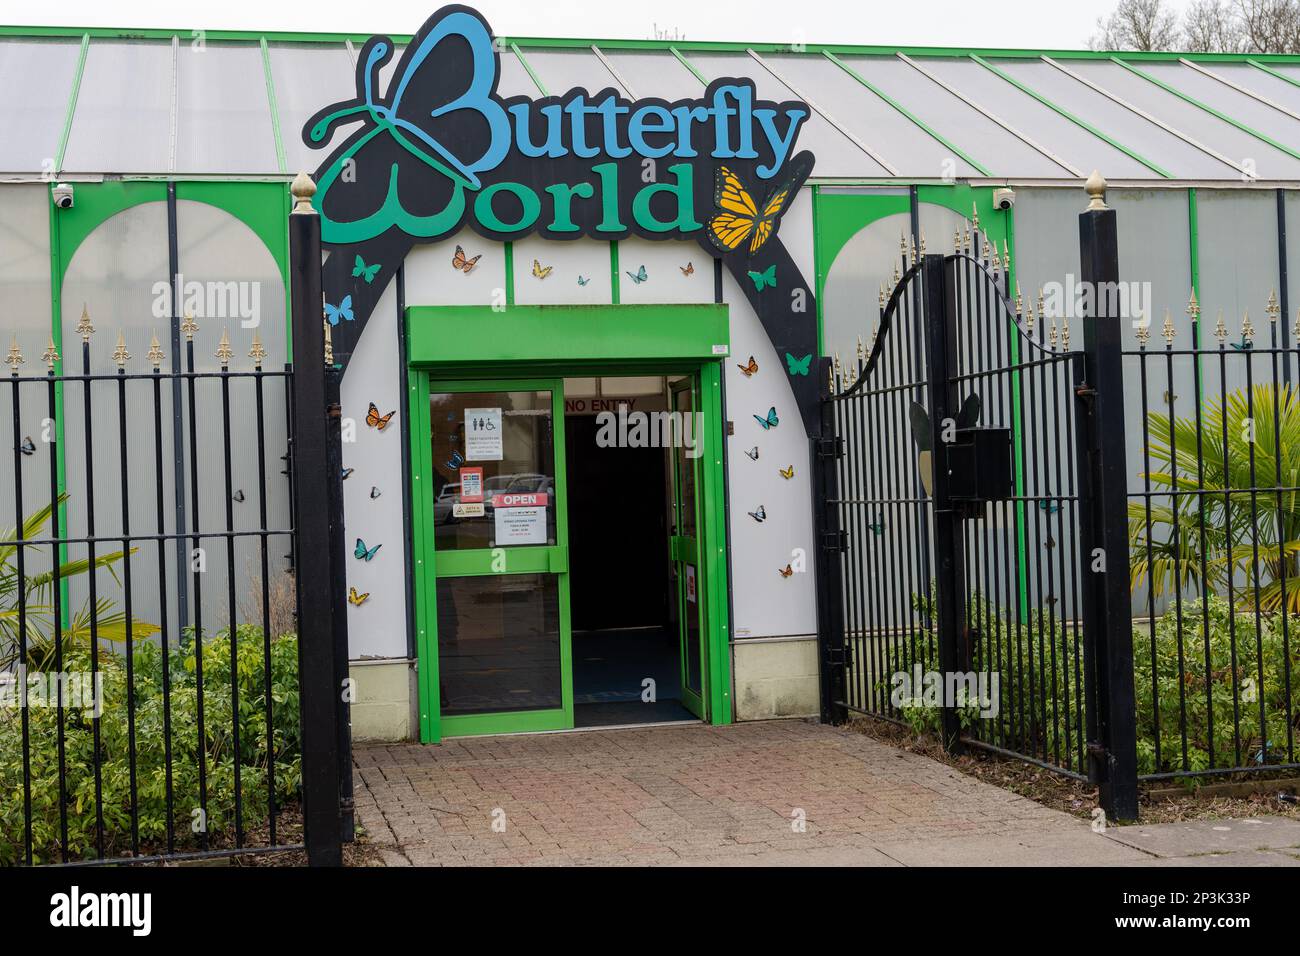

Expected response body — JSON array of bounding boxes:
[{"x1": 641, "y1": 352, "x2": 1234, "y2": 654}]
[{"x1": 565, "y1": 375, "x2": 698, "y2": 728}]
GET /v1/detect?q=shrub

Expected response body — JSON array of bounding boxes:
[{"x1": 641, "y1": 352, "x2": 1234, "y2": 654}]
[{"x1": 0, "y1": 625, "x2": 300, "y2": 865}]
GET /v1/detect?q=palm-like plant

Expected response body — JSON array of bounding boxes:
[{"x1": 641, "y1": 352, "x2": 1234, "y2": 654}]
[
  {"x1": 0, "y1": 497, "x2": 159, "y2": 671},
  {"x1": 1130, "y1": 383, "x2": 1300, "y2": 611}
]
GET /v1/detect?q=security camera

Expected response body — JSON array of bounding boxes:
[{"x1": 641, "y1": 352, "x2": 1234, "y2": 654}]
[
  {"x1": 993, "y1": 187, "x2": 1015, "y2": 210},
  {"x1": 52, "y1": 183, "x2": 74, "y2": 209}
]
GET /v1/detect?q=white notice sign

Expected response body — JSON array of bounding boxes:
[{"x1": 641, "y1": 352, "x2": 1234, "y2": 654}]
[
  {"x1": 494, "y1": 505, "x2": 547, "y2": 545},
  {"x1": 464, "y1": 408, "x2": 503, "y2": 461}
]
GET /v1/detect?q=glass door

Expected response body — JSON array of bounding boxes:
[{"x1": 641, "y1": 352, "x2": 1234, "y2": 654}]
[
  {"x1": 424, "y1": 378, "x2": 571, "y2": 736},
  {"x1": 669, "y1": 377, "x2": 707, "y2": 719}
]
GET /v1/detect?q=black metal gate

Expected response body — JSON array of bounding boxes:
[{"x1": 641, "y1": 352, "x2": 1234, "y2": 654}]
[{"x1": 816, "y1": 196, "x2": 1140, "y2": 820}]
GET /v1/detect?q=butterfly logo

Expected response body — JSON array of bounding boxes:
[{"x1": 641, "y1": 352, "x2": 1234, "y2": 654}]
[
  {"x1": 1038, "y1": 499, "x2": 1061, "y2": 514},
  {"x1": 737, "y1": 356, "x2": 758, "y2": 377},
  {"x1": 626, "y1": 264, "x2": 648, "y2": 285},
  {"x1": 446, "y1": 450, "x2": 465, "y2": 471},
  {"x1": 747, "y1": 265, "x2": 777, "y2": 292},
  {"x1": 352, "y1": 254, "x2": 381, "y2": 284},
  {"x1": 744, "y1": 446, "x2": 759, "y2": 461},
  {"x1": 753, "y1": 406, "x2": 779, "y2": 430},
  {"x1": 452, "y1": 244, "x2": 481, "y2": 274},
  {"x1": 909, "y1": 394, "x2": 980, "y2": 498},
  {"x1": 341, "y1": 467, "x2": 355, "y2": 481},
  {"x1": 778, "y1": 564, "x2": 793, "y2": 578},
  {"x1": 232, "y1": 489, "x2": 246, "y2": 503},
  {"x1": 304, "y1": 9, "x2": 511, "y2": 245},
  {"x1": 748, "y1": 505, "x2": 767, "y2": 523},
  {"x1": 532, "y1": 259, "x2": 553, "y2": 280},
  {"x1": 347, "y1": 586, "x2": 371, "y2": 607},
  {"x1": 354, "y1": 538, "x2": 382, "y2": 561},
  {"x1": 680, "y1": 262, "x2": 694, "y2": 276},
  {"x1": 779, "y1": 465, "x2": 795, "y2": 480},
  {"x1": 366, "y1": 402, "x2": 396, "y2": 430},
  {"x1": 707, "y1": 164, "x2": 801, "y2": 256},
  {"x1": 18, "y1": 436, "x2": 35, "y2": 456},
  {"x1": 577, "y1": 275, "x2": 590, "y2": 286},
  {"x1": 1230, "y1": 335, "x2": 1253, "y2": 352},
  {"x1": 325, "y1": 295, "x2": 354, "y2": 326},
  {"x1": 370, "y1": 486, "x2": 382, "y2": 499},
  {"x1": 785, "y1": 352, "x2": 812, "y2": 376}
]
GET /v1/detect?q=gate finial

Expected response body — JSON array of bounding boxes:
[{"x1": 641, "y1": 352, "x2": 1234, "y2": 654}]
[
  {"x1": 291, "y1": 172, "x2": 317, "y2": 215},
  {"x1": 1085, "y1": 170, "x2": 1108, "y2": 210}
]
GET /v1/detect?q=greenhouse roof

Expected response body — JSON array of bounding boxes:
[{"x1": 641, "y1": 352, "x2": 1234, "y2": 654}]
[{"x1": 3, "y1": 25, "x2": 1300, "y2": 182}]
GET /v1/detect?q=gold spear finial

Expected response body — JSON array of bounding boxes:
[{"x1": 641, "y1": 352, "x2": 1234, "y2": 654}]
[
  {"x1": 1015, "y1": 281, "x2": 1023, "y2": 316},
  {"x1": 1186, "y1": 288, "x2": 1201, "y2": 323},
  {"x1": 1049, "y1": 317, "x2": 1059, "y2": 348},
  {"x1": 5, "y1": 335, "x2": 24, "y2": 372},
  {"x1": 910, "y1": 233, "x2": 918, "y2": 266},
  {"x1": 215, "y1": 328, "x2": 233, "y2": 366},
  {"x1": 76, "y1": 304, "x2": 94, "y2": 341},
  {"x1": 1002, "y1": 238, "x2": 1012, "y2": 274},
  {"x1": 919, "y1": 230, "x2": 927, "y2": 258},
  {"x1": 878, "y1": 283, "x2": 887, "y2": 310},
  {"x1": 971, "y1": 201, "x2": 980, "y2": 232},
  {"x1": 147, "y1": 331, "x2": 165, "y2": 369},
  {"x1": 1294, "y1": 306, "x2": 1300, "y2": 343},
  {"x1": 1241, "y1": 310, "x2": 1255, "y2": 344},
  {"x1": 1135, "y1": 311, "x2": 1151, "y2": 347},
  {"x1": 1266, "y1": 289, "x2": 1280, "y2": 324},
  {"x1": 112, "y1": 330, "x2": 131, "y2": 367},
  {"x1": 42, "y1": 337, "x2": 60, "y2": 371},
  {"x1": 856, "y1": 334, "x2": 865, "y2": 361},
  {"x1": 324, "y1": 321, "x2": 334, "y2": 366},
  {"x1": 1062, "y1": 313, "x2": 1071, "y2": 350},
  {"x1": 899, "y1": 231, "x2": 908, "y2": 264},
  {"x1": 180, "y1": 312, "x2": 199, "y2": 342},
  {"x1": 248, "y1": 331, "x2": 267, "y2": 366},
  {"x1": 1214, "y1": 309, "x2": 1228, "y2": 342},
  {"x1": 1161, "y1": 308, "x2": 1177, "y2": 344},
  {"x1": 1026, "y1": 298, "x2": 1036, "y2": 336}
]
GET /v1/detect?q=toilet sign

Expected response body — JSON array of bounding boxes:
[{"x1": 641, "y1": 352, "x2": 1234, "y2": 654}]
[{"x1": 464, "y1": 407, "x2": 502, "y2": 460}]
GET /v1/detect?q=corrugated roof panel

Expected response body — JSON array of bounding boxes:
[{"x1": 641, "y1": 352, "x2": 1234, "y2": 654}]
[
  {"x1": 1140, "y1": 61, "x2": 1300, "y2": 136},
  {"x1": 759, "y1": 53, "x2": 982, "y2": 178},
  {"x1": 1065, "y1": 60, "x2": 1300, "y2": 178},
  {"x1": 518, "y1": 47, "x2": 628, "y2": 97},
  {"x1": 837, "y1": 55, "x2": 1066, "y2": 177},
  {"x1": 599, "y1": 50, "x2": 710, "y2": 102},
  {"x1": 62, "y1": 39, "x2": 173, "y2": 173},
  {"x1": 683, "y1": 51, "x2": 889, "y2": 177},
  {"x1": 0, "y1": 38, "x2": 82, "y2": 174},
  {"x1": 993, "y1": 58, "x2": 1239, "y2": 178},
  {"x1": 1210, "y1": 62, "x2": 1300, "y2": 109},
  {"x1": 498, "y1": 46, "x2": 543, "y2": 96},
  {"x1": 175, "y1": 42, "x2": 279, "y2": 174},
  {"x1": 268, "y1": 42, "x2": 355, "y2": 176}
]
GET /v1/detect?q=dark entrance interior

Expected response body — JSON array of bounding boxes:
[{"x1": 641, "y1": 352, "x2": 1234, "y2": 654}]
[{"x1": 564, "y1": 380, "x2": 696, "y2": 727}]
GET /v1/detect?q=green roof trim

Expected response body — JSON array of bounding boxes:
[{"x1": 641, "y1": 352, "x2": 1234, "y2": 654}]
[
  {"x1": 260, "y1": 37, "x2": 287, "y2": 175},
  {"x1": 54, "y1": 33, "x2": 89, "y2": 173},
  {"x1": 511, "y1": 42, "x2": 548, "y2": 96},
  {"x1": 823, "y1": 51, "x2": 992, "y2": 177},
  {"x1": 669, "y1": 46, "x2": 707, "y2": 86},
  {"x1": 1247, "y1": 58, "x2": 1300, "y2": 89},
  {"x1": 1111, "y1": 56, "x2": 1300, "y2": 164},
  {"x1": 971, "y1": 54, "x2": 1173, "y2": 178}
]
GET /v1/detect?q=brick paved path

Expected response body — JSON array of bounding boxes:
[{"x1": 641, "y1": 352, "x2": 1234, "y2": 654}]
[{"x1": 352, "y1": 719, "x2": 1156, "y2": 866}]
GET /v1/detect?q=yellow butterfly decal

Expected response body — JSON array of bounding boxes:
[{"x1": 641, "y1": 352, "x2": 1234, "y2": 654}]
[
  {"x1": 779, "y1": 465, "x2": 795, "y2": 480},
  {"x1": 707, "y1": 165, "x2": 795, "y2": 256},
  {"x1": 347, "y1": 586, "x2": 370, "y2": 607},
  {"x1": 532, "y1": 259, "x2": 553, "y2": 280},
  {"x1": 737, "y1": 355, "x2": 758, "y2": 377}
]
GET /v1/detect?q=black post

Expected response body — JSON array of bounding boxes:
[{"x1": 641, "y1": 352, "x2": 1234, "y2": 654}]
[
  {"x1": 922, "y1": 253, "x2": 965, "y2": 753},
  {"x1": 813, "y1": 356, "x2": 847, "y2": 723},
  {"x1": 1077, "y1": 175, "x2": 1139, "y2": 822},
  {"x1": 288, "y1": 173, "x2": 344, "y2": 865},
  {"x1": 324, "y1": 364, "x2": 355, "y2": 841}
]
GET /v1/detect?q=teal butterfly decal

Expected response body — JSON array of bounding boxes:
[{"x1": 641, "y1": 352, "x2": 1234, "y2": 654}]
[
  {"x1": 352, "y1": 254, "x2": 381, "y2": 284},
  {"x1": 869, "y1": 516, "x2": 884, "y2": 536},
  {"x1": 747, "y1": 265, "x2": 777, "y2": 291},
  {"x1": 354, "y1": 538, "x2": 382, "y2": 561},
  {"x1": 626, "y1": 265, "x2": 648, "y2": 285},
  {"x1": 325, "y1": 295, "x2": 354, "y2": 326},
  {"x1": 753, "y1": 406, "x2": 779, "y2": 430},
  {"x1": 577, "y1": 275, "x2": 590, "y2": 286},
  {"x1": 1038, "y1": 499, "x2": 1061, "y2": 514},
  {"x1": 1230, "y1": 335, "x2": 1253, "y2": 352},
  {"x1": 785, "y1": 352, "x2": 812, "y2": 377},
  {"x1": 446, "y1": 450, "x2": 465, "y2": 471}
]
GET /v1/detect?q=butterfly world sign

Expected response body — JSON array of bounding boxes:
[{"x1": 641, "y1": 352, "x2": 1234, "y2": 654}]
[{"x1": 307, "y1": 3, "x2": 824, "y2": 434}]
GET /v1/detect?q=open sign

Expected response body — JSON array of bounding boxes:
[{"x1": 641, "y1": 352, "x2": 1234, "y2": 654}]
[{"x1": 491, "y1": 492, "x2": 549, "y2": 508}]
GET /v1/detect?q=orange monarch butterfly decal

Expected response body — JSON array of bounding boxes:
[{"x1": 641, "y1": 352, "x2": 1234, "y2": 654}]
[
  {"x1": 736, "y1": 355, "x2": 758, "y2": 377},
  {"x1": 778, "y1": 564, "x2": 793, "y2": 578},
  {"x1": 707, "y1": 165, "x2": 796, "y2": 256},
  {"x1": 366, "y1": 401, "x2": 396, "y2": 430},
  {"x1": 451, "y1": 244, "x2": 481, "y2": 274}
]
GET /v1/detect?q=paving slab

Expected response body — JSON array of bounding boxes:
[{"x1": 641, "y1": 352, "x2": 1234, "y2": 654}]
[{"x1": 1101, "y1": 817, "x2": 1300, "y2": 858}]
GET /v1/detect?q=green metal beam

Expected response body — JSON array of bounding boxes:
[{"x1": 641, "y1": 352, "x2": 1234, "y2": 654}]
[
  {"x1": 971, "y1": 54, "x2": 1173, "y2": 179},
  {"x1": 1247, "y1": 58, "x2": 1300, "y2": 90},
  {"x1": 669, "y1": 46, "x2": 707, "y2": 86},
  {"x1": 54, "y1": 33, "x2": 89, "y2": 173},
  {"x1": 1112, "y1": 56, "x2": 1300, "y2": 164},
  {"x1": 823, "y1": 51, "x2": 992, "y2": 177},
  {"x1": 510, "y1": 42, "x2": 547, "y2": 96},
  {"x1": 260, "y1": 37, "x2": 287, "y2": 175}
]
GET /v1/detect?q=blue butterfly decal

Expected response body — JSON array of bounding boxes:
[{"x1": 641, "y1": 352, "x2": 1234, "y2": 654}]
[
  {"x1": 753, "y1": 406, "x2": 779, "y2": 430},
  {"x1": 446, "y1": 450, "x2": 465, "y2": 471},
  {"x1": 354, "y1": 538, "x2": 382, "y2": 561},
  {"x1": 303, "y1": 9, "x2": 512, "y2": 244},
  {"x1": 352, "y1": 254, "x2": 381, "y2": 284},
  {"x1": 785, "y1": 352, "x2": 812, "y2": 376},
  {"x1": 325, "y1": 295, "x2": 354, "y2": 326}
]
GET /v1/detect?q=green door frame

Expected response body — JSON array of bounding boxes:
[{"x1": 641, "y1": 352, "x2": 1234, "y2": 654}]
[{"x1": 406, "y1": 304, "x2": 734, "y2": 742}]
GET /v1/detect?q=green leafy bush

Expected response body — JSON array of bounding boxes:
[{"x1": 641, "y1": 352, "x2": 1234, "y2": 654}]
[{"x1": 0, "y1": 625, "x2": 300, "y2": 865}]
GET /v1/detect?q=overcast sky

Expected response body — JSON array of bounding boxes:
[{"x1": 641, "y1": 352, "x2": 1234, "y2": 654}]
[{"x1": 4, "y1": 0, "x2": 1200, "y2": 50}]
